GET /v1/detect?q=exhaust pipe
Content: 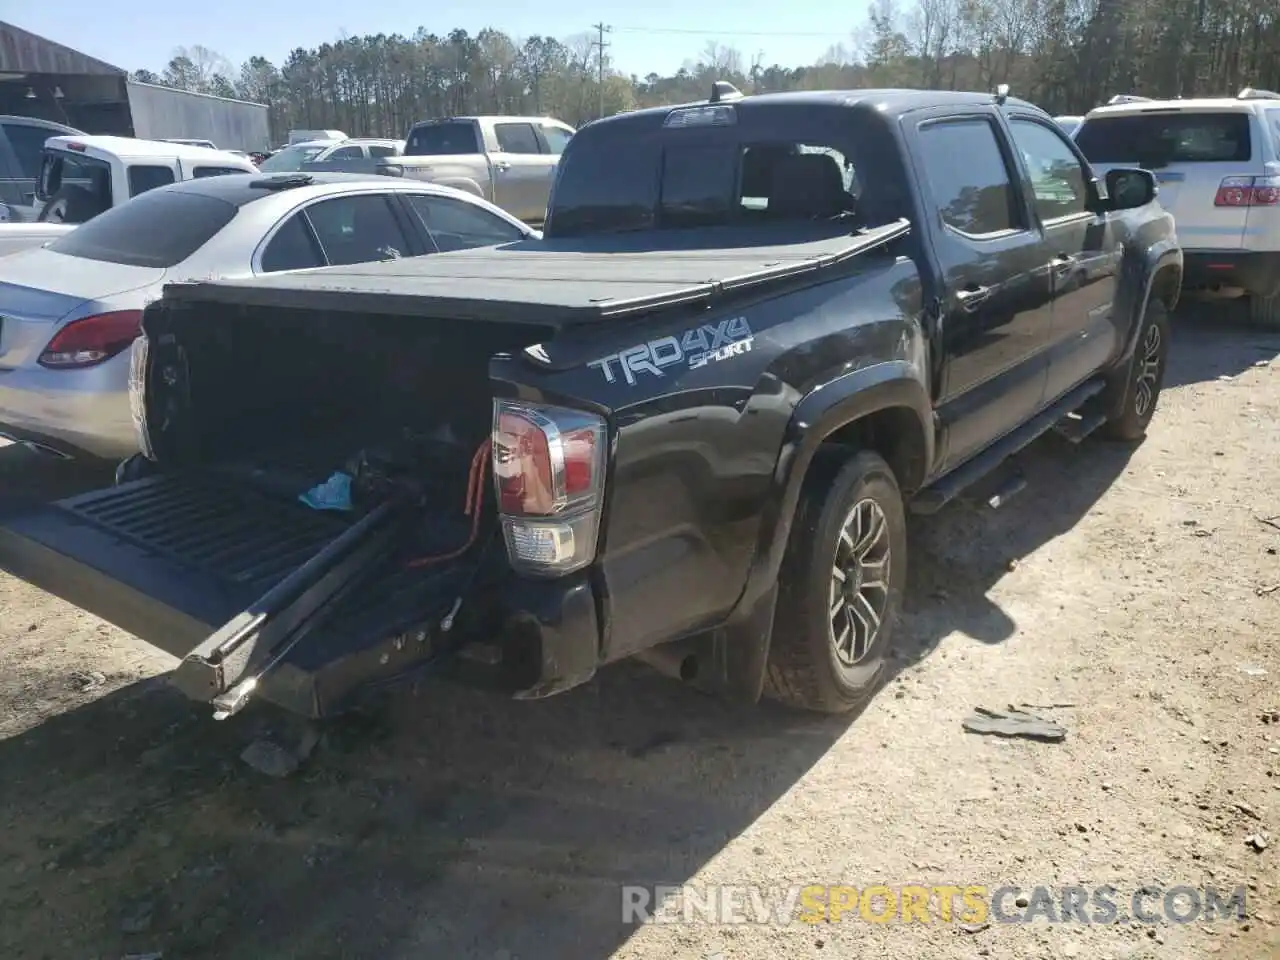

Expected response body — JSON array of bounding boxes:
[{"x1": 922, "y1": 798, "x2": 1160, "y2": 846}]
[
  {"x1": 634, "y1": 640, "x2": 701, "y2": 682},
  {"x1": 0, "y1": 433, "x2": 72, "y2": 460}
]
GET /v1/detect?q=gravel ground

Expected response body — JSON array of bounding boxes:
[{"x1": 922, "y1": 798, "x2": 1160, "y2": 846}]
[{"x1": 0, "y1": 307, "x2": 1276, "y2": 960}]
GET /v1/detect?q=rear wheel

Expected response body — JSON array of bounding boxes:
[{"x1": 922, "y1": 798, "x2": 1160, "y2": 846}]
[
  {"x1": 1248, "y1": 292, "x2": 1280, "y2": 330},
  {"x1": 763, "y1": 450, "x2": 907, "y2": 714},
  {"x1": 1101, "y1": 299, "x2": 1170, "y2": 442}
]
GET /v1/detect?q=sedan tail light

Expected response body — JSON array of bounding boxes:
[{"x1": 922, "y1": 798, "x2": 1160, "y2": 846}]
[
  {"x1": 491, "y1": 400, "x2": 607, "y2": 576},
  {"x1": 38, "y1": 310, "x2": 144, "y2": 369}
]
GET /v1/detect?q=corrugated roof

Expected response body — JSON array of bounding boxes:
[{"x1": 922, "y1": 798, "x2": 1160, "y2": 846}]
[{"x1": 0, "y1": 21, "x2": 124, "y2": 76}]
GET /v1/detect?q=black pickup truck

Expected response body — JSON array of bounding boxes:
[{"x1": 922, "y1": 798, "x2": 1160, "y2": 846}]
[{"x1": 0, "y1": 86, "x2": 1181, "y2": 722}]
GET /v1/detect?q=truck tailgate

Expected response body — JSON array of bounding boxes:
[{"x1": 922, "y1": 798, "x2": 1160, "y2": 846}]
[{"x1": 0, "y1": 474, "x2": 349, "y2": 658}]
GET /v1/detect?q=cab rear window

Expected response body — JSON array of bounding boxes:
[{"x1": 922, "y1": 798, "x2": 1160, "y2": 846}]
[
  {"x1": 1076, "y1": 112, "x2": 1252, "y2": 165},
  {"x1": 48, "y1": 190, "x2": 237, "y2": 268}
]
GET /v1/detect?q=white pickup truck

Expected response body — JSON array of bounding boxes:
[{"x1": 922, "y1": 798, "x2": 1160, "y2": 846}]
[
  {"x1": 379, "y1": 116, "x2": 574, "y2": 226},
  {"x1": 0, "y1": 135, "x2": 258, "y2": 258}
]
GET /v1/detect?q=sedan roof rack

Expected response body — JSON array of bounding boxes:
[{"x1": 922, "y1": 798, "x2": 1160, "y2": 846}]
[{"x1": 1238, "y1": 87, "x2": 1280, "y2": 100}]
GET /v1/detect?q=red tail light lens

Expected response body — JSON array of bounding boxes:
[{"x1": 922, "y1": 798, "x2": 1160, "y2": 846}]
[
  {"x1": 1214, "y1": 176, "x2": 1280, "y2": 207},
  {"x1": 38, "y1": 310, "x2": 144, "y2": 369},
  {"x1": 492, "y1": 400, "x2": 607, "y2": 576},
  {"x1": 493, "y1": 403, "x2": 602, "y2": 516}
]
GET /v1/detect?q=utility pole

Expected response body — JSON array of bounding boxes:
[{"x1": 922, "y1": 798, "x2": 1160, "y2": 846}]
[{"x1": 591, "y1": 22, "x2": 612, "y2": 118}]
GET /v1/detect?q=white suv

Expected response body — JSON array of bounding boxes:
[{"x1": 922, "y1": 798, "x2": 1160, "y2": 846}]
[{"x1": 1075, "y1": 89, "x2": 1280, "y2": 326}]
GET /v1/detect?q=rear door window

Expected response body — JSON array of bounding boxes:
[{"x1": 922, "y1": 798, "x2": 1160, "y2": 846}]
[
  {"x1": 128, "y1": 164, "x2": 176, "y2": 197},
  {"x1": 918, "y1": 118, "x2": 1022, "y2": 236},
  {"x1": 404, "y1": 122, "x2": 480, "y2": 156},
  {"x1": 326, "y1": 145, "x2": 364, "y2": 160},
  {"x1": 192, "y1": 166, "x2": 246, "y2": 178},
  {"x1": 494, "y1": 122, "x2": 541, "y2": 155},
  {"x1": 47, "y1": 190, "x2": 237, "y2": 267},
  {"x1": 369, "y1": 144, "x2": 399, "y2": 158},
  {"x1": 303, "y1": 194, "x2": 413, "y2": 266},
  {"x1": 1076, "y1": 112, "x2": 1253, "y2": 165}
]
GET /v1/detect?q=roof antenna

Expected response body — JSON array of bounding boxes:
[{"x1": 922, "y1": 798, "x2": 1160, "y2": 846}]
[
  {"x1": 994, "y1": 83, "x2": 1010, "y2": 105},
  {"x1": 710, "y1": 81, "x2": 744, "y2": 103}
]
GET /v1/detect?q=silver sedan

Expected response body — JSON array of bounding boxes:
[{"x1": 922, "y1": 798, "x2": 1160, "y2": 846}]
[{"x1": 0, "y1": 172, "x2": 537, "y2": 461}]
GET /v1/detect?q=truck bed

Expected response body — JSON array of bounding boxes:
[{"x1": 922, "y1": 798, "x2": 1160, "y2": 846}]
[{"x1": 157, "y1": 219, "x2": 911, "y2": 324}]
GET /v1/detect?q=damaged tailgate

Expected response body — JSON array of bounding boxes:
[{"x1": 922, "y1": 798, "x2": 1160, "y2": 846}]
[{"x1": 0, "y1": 474, "x2": 462, "y2": 717}]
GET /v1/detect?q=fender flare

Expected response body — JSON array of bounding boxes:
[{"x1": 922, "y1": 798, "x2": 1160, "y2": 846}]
[
  {"x1": 1125, "y1": 242, "x2": 1182, "y2": 362},
  {"x1": 734, "y1": 360, "x2": 933, "y2": 619}
]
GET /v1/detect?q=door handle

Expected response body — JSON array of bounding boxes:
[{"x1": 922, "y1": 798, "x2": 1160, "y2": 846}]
[
  {"x1": 956, "y1": 285, "x2": 991, "y2": 312},
  {"x1": 1051, "y1": 253, "x2": 1077, "y2": 273},
  {"x1": 494, "y1": 161, "x2": 511, "y2": 172}
]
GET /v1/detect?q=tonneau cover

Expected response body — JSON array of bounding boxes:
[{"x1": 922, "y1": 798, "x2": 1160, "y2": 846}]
[{"x1": 161, "y1": 219, "x2": 910, "y2": 325}]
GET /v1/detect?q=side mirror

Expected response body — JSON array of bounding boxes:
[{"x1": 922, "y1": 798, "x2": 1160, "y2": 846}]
[{"x1": 1105, "y1": 167, "x2": 1157, "y2": 211}]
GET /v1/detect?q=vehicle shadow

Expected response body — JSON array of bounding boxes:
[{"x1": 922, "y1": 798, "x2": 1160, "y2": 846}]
[
  {"x1": 1165, "y1": 298, "x2": 1280, "y2": 387},
  {"x1": 0, "y1": 440, "x2": 115, "y2": 506}
]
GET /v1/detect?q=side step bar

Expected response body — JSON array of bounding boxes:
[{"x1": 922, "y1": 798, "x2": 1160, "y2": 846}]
[
  {"x1": 170, "y1": 497, "x2": 412, "y2": 717},
  {"x1": 911, "y1": 379, "x2": 1105, "y2": 515}
]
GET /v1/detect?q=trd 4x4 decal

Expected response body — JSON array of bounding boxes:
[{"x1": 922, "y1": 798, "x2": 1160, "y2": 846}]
[{"x1": 587, "y1": 316, "x2": 754, "y2": 386}]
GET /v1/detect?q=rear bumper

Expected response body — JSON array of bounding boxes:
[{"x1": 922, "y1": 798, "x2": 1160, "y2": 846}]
[
  {"x1": 1182, "y1": 251, "x2": 1280, "y2": 300},
  {"x1": 0, "y1": 355, "x2": 138, "y2": 460}
]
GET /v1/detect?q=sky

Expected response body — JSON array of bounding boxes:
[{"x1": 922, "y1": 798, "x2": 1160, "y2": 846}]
[{"x1": 5, "y1": 2, "x2": 863, "y2": 81}]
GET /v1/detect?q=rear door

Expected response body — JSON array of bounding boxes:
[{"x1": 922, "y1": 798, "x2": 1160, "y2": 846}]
[
  {"x1": 905, "y1": 108, "x2": 1056, "y2": 470},
  {"x1": 1075, "y1": 107, "x2": 1259, "y2": 251}
]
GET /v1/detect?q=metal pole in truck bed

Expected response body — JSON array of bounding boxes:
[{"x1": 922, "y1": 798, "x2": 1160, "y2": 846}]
[{"x1": 169, "y1": 497, "x2": 412, "y2": 718}]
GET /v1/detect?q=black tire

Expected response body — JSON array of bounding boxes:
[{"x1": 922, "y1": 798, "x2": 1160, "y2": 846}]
[
  {"x1": 1248, "y1": 292, "x2": 1280, "y2": 330},
  {"x1": 37, "y1": 184, "x2": 106, "y2": 225},
  {"x1": 763, "y1": 450, "x2": 907, "y2": 714},
  {"x1": 1101, "y1": 299, "x2": 1170, "y2": 442}
]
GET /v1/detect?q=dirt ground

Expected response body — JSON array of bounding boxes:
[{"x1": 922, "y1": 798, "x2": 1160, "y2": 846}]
[{"x1": 0, "y1": 306, "x2": 1276, "y2": 960}]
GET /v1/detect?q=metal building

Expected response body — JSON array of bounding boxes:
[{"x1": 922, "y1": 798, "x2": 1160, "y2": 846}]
[{"x1": 0, "y1": 21, "x2": 270, "y2": 151}]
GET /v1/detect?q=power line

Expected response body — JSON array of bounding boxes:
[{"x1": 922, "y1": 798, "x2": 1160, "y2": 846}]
[
  {"x1": 611, "y1": 25, "x2": 835, "y2": 38},
  {"x1": 591, "y1": 22, "x2": 612, "y2": 118}
]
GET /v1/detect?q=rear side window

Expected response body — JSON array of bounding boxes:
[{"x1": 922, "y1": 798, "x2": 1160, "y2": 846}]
[
  {"x1": 128, "y1": 164, "x2": 176, "y2": 197},
  {"x1": 192, "y1": 166, "x2": 246, "y2": 178},
  {"x1": 260, "y1": 213, "x2": 325, "y2": 272},
  {"x1": 918, "y1": 119, "x2": 1020, "y2": 236},
  {"x1": 1076, "y1": 112, "x2": 1252, "y2": 165},
  {"x1": 48, "y1": 190, "x2": 236, "y2": 267},
  {"x1": 369, "y1": 144, "x2": 399, "y2": 158},
  {"x1": 405, "y1": 122, "x2": 480, "y2": 156},
  {"x1": 494, "y1": 122, "x2": 541, "y2": 154},
  {"x1": 1267, "y1": 109, "x2": 1280, "y2": 150}
]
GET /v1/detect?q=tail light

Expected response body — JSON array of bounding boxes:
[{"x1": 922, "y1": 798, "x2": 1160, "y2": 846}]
[
  {"x1": 38, "y1": 310, "x2": 143, "y2": 369},
  {"x1": 492, "y1": 400, "x2": 607, "y2": 576},
  {"x1": 1214, "y1": 176, "x2": 1280, "y2": 207}
]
